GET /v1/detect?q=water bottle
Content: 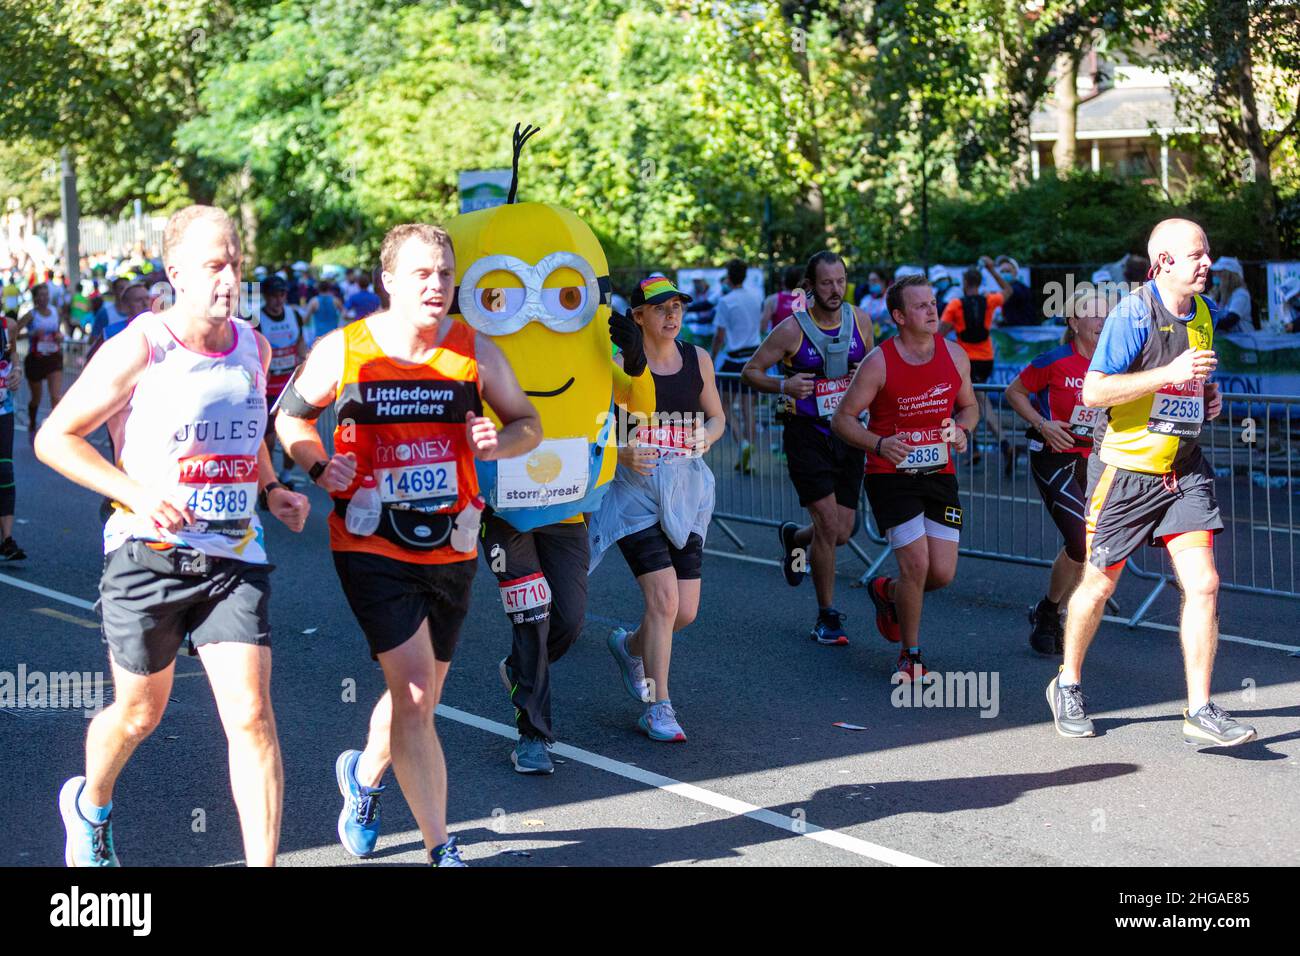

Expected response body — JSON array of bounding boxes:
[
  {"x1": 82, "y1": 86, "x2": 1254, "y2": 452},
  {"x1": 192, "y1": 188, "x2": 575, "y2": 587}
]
[
  {"x1": 450, "y1": 495, "x2": 485, "y2": 553},
  {"x1": 345, "y1": 476, "x2": 382, "y2": 536}
]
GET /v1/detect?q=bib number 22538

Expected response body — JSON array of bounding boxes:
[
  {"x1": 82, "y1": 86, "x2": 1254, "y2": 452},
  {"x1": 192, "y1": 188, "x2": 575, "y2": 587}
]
[{"x1": 1148, "y1": 384, "x2": 1203, "y2": 438}]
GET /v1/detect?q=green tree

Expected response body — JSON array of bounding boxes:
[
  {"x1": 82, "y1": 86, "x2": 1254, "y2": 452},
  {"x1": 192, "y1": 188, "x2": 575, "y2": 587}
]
[{"x1": 1151, "y1": 0, "x2": 1300, "y2": 256}]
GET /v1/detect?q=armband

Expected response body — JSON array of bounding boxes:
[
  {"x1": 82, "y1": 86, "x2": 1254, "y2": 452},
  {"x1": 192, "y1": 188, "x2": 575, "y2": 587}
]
[{"x1": 273, "y1": 372, "x2": 328, "y2": 421}]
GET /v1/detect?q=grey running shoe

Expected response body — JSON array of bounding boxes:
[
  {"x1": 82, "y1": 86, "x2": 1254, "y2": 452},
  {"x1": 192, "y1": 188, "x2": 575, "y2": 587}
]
[
  {"x1": 511, "y1": 735, "x2": 555, "y2": 774},
  {"x1": 1046, "y1": 672, "x2": 1095, "y2": 738},
  {"x1": 638, "y1": 700, "x2": 687, "y2": 742},
  {"x1": 1183, "y1": 701, "x2": 1257, "y2": 747},
  {"x1": 607, "y1": 627, "x2": 649, "y2": 702}
]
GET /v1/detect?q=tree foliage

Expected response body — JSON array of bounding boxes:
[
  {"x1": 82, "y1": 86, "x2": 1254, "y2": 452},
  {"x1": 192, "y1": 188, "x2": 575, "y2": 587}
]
[{"x1": 1, "y1": 0, "x2": 1295, "y2": 267}]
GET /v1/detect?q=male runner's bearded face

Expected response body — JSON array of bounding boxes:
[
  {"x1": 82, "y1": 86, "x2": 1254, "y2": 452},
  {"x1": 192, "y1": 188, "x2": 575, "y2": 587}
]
[
  {"x1": 810, "y1": 260, "x2": 847, "y2": 312},
  {"x1": 384, "y1": 238, "x2": 455, "y2": 330},
  {"x1": 168, "y1": 218, "x2": 242, "y2": 322}
]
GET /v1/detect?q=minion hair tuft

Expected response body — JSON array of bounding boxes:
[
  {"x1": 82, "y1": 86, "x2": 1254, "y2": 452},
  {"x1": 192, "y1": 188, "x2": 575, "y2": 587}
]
[{"x1": 507, "y1": 123, "x2": 541, "y2": 204}]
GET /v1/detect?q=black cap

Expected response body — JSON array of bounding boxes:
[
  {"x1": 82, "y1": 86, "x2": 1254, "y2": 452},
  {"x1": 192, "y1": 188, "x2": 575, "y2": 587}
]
[{"x1": 261, "y1": 275, "x2": 289, "y2": 296}]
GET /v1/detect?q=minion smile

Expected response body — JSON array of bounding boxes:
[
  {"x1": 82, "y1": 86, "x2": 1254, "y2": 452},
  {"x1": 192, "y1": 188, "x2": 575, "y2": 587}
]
[{"x1": 524, "y1": 377, "x2": 575, "y2": 398}]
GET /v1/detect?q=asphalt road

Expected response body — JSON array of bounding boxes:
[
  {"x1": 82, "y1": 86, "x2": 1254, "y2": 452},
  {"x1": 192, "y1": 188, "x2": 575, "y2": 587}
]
[{"x1": 2, "y1": 400, "x2": 1299, "y2": 868}]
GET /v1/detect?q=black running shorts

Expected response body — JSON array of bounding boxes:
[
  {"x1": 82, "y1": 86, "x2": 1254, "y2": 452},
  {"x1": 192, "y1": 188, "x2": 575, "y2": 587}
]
[
  {"x1": 863, "y1": 472, "x2": 962, "y2": 535},
  {"x1": 616, "y1": 524, "x2": 704, "y2": 580},
  {"x1": 332, "y1": 551, "x2": 476, "y2": 661},
  {"x1": 783, "y1": 416, "x2": 866, "y2": 509},
  {"x1": 1084, "y1": 452, "x2": 1223, "y2": 570},
  {"x1": 98, "y1": 541, "x2": 272, "y2": 676}
]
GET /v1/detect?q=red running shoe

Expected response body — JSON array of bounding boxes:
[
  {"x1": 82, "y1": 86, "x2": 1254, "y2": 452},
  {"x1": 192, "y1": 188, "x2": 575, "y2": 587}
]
[
  {"x1": 895, "y1": 652, "x2": 935, "y2": 684},
  {"x1": 867, "y1": 576, "x2": 901, "y2": 643}
]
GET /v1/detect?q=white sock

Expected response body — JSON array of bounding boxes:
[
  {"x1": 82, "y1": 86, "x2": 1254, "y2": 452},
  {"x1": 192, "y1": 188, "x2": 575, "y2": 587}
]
[{"x1": 1187, "y1": 696, "x2": 1209, "y2": 715}]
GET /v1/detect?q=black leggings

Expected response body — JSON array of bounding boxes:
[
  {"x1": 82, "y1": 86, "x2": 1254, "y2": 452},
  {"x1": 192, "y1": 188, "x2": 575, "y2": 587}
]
[
  {"x1": 0, "y1": 413, "x2": 14, "y2": 517},
  {"x1": 1029, "y1": 450, "x2": 1088, "y2": 562}
]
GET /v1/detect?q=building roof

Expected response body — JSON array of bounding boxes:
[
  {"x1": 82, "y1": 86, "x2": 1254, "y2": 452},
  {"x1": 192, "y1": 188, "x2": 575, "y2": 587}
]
[{"x1": 1031, "y1": 86, "x2": 1210, "y2": 140}]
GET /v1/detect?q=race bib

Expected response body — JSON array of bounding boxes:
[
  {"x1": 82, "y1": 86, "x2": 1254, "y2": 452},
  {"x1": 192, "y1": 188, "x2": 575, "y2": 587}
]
[
  {"x1": 896, "y1": 428, "x2": 949, "y2": 475},
  {"x1": 1148, "y1": 382, "x2": 1203, "y2": 438},
  {"x1": 269, "y1": 347, "x2": 297, "y2": 375},
  {"x1": 638, "y1": 423, "x2": 695, "y2": 462},
  {"x1": 35, "y1": 334, "x2": 59, "y2": 356},
  {"x1": 496, "y1": 437, "x2": 589, "y2": 509},
  {"x1": 178, "y1": 454, "x2": 258, "y2": 533},
  {"x1": 500, "y1": 573, "x2": 551, "y2": 613},
  {"x1": 814, "y1": 376, "x2": 851, "y2": 418},
  {"x1": 1068, "y1": 404, "x2": 1100, "y2": 438},
  {"x1": 373, "y1": 438, "x2": 458, "y2": 511}
]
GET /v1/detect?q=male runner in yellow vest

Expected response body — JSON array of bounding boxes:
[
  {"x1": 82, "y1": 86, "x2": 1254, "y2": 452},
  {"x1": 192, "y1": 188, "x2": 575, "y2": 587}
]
[{"x1": 1046, "y1": 218, "x2": 1255, "y2": 748}]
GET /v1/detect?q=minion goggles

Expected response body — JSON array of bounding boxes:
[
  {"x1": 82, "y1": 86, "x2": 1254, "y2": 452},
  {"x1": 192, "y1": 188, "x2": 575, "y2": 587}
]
[{"x1": 454, "y1": 251, "x2": 613, "y2": 335}]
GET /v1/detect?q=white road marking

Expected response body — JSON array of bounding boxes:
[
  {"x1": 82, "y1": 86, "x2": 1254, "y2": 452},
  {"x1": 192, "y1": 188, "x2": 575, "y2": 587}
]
[
  {"x1": 439, "y1": 704, "x2": 940, "y2": 867},
  {"x1": 0, "y1": 574, "x2": 96, "y2": 610},
  {"x1": 699, "y1": 549, "x2": 1297, "y2": 653},
  {"x1": 1100, "y1": 615, "x2": 1298, "y2": 652},
  {"x1": 0, "y1": 571, "x2": 939, "y2": 867},
  {"x1": 702, "y1": 548, "x2": 780, "y2": 568}
]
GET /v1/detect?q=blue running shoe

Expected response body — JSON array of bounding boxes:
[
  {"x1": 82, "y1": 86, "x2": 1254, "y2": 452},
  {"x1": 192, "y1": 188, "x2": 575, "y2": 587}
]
[
  {"x1": 59, "y1": 776, "x2": 118, "y2": 867},
  {"x1": 336, "y1": 749, "x2": 384, "y2": 857},
  {"x1": 810, "y1": 608, "x2": 849, "y2": 646},
  {"x1": 607, "y1": 627, "x2": 649, "y2": 702},
  {"x1": 431, "y1": 835, "x2": 467, "y2": 867},
  {"x1": 638, "y1": 700, "x2": 687, "y2": 742},
  {"x1": 511, "y1": 735, "x2": 555, "y2": 774}
]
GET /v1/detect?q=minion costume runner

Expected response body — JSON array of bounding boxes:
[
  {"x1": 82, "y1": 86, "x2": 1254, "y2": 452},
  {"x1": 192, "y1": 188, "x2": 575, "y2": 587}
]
[{"x1": 446, "y1": 126, "x2": 655, "y2": 773}]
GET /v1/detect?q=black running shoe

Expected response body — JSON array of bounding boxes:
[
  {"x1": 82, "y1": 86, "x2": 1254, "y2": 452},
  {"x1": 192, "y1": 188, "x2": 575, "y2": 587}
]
[
  {"x1": 1046, "y1": 671, "x2": 1094, "y2": 737},
  {"x1": 0, "y1": 537, "x2": 26, "y2": 561},
  {"x1": 1028, "y1": 600, "x2": 1062, "y2": 656},
  {"x1": 1183, "y1": 701, "x2": 1257, "y2": 747},
  {"x1": 778, "y1": 522, "x2": 805, "y2": 587}
]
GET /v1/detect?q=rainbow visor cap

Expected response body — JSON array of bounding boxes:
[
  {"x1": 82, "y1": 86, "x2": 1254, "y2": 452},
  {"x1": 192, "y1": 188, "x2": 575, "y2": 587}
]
[{"x1": 631, "y1": 274, "x2": 692, "y2": 310}]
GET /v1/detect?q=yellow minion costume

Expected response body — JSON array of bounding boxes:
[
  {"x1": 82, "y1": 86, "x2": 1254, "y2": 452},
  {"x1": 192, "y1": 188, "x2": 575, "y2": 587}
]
[{"x1": 444, "y1": 125, "x2": 654, "y2": 757}]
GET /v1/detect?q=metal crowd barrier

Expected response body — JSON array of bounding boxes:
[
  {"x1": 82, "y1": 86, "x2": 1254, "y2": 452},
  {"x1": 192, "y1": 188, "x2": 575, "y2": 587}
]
[
  {"x1": 707, "y1": 372, "x2": 1300, "y2": 621},
  {"x1": 55, "y1": 345, "x2": 1299, "y2": 617}
]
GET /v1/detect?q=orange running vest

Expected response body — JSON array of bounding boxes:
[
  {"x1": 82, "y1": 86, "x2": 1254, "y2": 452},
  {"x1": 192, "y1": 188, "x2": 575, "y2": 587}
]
[{"x1": 329, "y1": 319, "x2": 481, "y2": 564}]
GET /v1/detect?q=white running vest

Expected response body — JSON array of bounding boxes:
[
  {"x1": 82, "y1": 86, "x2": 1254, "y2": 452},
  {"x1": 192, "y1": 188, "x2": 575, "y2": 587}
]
[
  {"x1": 103, "y1": 314, "x2": 269, "y2": 563},
  {"x1": 258, "y1": 307, "x2": 300, "y2": 397}
]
